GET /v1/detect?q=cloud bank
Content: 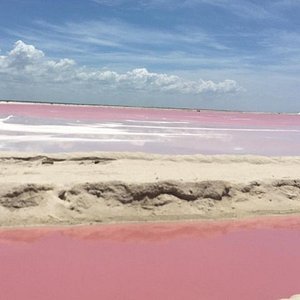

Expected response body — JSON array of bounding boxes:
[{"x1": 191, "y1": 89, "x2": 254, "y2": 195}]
[{"x1": 0, "y1": 41, "x2": 241, "y2": 95}]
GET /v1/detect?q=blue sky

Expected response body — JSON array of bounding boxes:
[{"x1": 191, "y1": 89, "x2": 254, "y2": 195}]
[{"x1": 0, "y1": 0, "x2": 300, "y2": 112}]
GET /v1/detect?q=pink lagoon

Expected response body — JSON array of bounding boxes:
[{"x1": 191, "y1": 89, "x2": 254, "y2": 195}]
[
  {"x1": 1, "y1": 1, "x2": 300, "y2": 299},
  {"x1": 0, "y1": 102, "x2": 300, "y2": 155},
  {"x1": 1, "y1": 217, "x2": 300, "y2": 300},
  {"x1": 0, "y1": 102, "x2": 300, "y2": 300}
]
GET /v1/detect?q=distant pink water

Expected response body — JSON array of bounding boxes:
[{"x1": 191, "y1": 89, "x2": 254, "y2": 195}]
[
  {"x1": 1, "y1": 217, "x2": 300, "y2": 300},
  {"x1": 1, "y1": 102, "x2": 300, "y2": 155},
  {"x1": 1, "y1": 102, "x2": 299, "y2": 127}
]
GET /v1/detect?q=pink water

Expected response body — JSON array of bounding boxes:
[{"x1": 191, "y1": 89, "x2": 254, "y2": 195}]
[
  {"x1": 0, "y1": 102, "x2": 300, "y2": 155},
  {"x1": 1, "y1": 102, "x2": 299, "y2": 127},
  {"x1": 1, "y1": 217, "x2": 300, "y2": 300},
  {"x1": 1, "y1": 103, "x2": 300, "y2": 299}
]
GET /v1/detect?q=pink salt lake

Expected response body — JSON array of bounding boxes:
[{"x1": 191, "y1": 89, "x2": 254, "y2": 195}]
[
  {"x1": 0, "y1": 217, "x2": 300, "y2": 300},
  {"x1": 1, "y1": 103, "x2": 300, "y2": 299},
  {"x1": 0, "y1": 102, "x2": 300, "y2": 155}
]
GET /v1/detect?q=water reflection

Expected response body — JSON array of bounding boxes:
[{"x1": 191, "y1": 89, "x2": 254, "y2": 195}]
[{"x1": 1, "y1": 216, "x2": 300, "y2": 245}]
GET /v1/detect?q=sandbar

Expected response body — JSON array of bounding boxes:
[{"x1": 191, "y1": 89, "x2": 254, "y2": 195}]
[{"x1": 0, "y1": 152, "x2": 299, "y2": 227}]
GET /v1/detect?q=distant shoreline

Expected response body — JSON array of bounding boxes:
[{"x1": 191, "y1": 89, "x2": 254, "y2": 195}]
[{"x1": 1, "y1": 99, "x2": 298, "y2": 115}]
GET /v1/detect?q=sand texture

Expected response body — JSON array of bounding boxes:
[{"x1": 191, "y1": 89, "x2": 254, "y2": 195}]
[{"x1": 0, "y1": 152, "x2": 300, "y2": 227}]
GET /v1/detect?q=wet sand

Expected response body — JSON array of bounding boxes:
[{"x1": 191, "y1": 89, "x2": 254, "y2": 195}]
[{"x1": 0, "y1": 152, "x2": 299, "y2": 227}]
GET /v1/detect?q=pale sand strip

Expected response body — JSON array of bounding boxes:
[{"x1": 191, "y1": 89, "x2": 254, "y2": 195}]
[{"x1": 0, "y1": 152, "x2": 299, "y2": 227}]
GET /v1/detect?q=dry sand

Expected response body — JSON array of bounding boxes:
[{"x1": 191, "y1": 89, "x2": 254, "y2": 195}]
[{"x1": 0, "y1": 152, "x2": 300, "y2": 227}]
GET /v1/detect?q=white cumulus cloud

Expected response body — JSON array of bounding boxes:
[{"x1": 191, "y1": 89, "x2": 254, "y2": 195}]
[{"x1": 0, "y1": 40, "x2": 242, "y2": 95}]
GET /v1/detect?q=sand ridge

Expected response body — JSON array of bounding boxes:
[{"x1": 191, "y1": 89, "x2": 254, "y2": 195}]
[{"x1": 0, "y1": 152, "x2": 299, "y2": 227}]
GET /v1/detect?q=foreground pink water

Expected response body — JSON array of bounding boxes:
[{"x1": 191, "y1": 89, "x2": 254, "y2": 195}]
[{"x1": 1, "y1": 217, "x2": 300, "y2": 300}]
